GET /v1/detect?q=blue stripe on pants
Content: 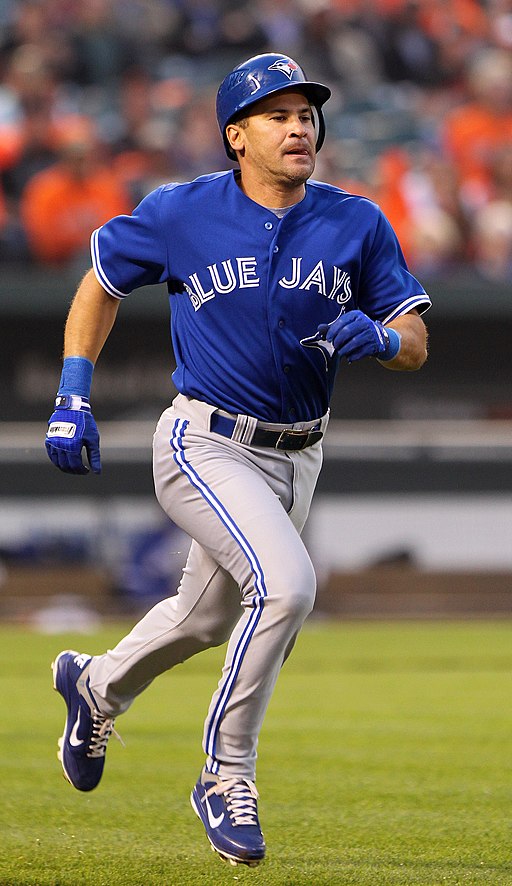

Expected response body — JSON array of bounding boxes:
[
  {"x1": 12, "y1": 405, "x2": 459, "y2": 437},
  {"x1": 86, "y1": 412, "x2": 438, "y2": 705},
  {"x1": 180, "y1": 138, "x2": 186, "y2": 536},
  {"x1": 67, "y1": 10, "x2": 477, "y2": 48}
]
[{"x1": 169, "y1": 417, "x2": 267, "y2": 768}]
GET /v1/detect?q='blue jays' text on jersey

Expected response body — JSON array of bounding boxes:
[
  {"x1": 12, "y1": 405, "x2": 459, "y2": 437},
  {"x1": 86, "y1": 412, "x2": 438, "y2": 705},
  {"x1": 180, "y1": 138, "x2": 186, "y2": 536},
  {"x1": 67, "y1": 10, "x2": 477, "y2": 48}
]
[{"x1": 91, "y1": 171, "x2": 431, "y2": 423}]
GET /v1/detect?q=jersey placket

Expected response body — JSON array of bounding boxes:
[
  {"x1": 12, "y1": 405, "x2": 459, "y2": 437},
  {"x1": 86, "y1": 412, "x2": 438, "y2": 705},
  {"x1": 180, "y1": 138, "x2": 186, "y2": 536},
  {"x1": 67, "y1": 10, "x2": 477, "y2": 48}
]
[{"x1": 261, "y1": 215, "x2": 293, "y2": 424}]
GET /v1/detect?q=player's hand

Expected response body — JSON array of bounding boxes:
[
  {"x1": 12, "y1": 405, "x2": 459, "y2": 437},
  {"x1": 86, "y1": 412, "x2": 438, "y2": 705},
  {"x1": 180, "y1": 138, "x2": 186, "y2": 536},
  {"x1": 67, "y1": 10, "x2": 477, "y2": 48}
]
[
  {"x1": 45, "y1": 395, "x2": 101, "y2": 475},
  {"x1": 317, "y1": 310, "x2": 389, "y2": 363}
]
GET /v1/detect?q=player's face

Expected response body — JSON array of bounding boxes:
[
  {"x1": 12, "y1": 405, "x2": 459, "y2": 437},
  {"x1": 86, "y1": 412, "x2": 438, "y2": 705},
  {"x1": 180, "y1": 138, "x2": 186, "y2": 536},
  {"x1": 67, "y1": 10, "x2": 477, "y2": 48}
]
[{"x1": 228, "y1": 91, "x2": 317, "y2": 197}]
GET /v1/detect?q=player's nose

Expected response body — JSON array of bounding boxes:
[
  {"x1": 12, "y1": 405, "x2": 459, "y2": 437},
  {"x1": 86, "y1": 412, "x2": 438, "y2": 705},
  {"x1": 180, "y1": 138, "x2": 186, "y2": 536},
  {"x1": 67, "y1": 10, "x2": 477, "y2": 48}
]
[
  {"x1": 288, "y1": 120, "x2": 310, "y2": 148},
  {"x1": 289, "y1": 117, "x2": 308, "y2": 137}
]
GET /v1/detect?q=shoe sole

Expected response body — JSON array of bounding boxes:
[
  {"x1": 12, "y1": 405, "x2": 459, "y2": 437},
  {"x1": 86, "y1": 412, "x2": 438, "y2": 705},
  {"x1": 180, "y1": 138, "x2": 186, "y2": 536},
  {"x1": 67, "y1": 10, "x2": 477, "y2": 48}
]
[
  {"x1": 51, "y1": 650, "x2": 79, "y2": 788},
  {"x1": 190, "y1": 791, "x2": 263, "y2": 868}
]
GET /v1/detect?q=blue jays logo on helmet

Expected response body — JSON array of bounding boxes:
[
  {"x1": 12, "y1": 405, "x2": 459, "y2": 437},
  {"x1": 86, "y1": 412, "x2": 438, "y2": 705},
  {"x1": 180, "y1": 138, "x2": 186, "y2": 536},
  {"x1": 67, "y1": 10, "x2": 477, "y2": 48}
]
[
  {"x1": 216, "y1": 52, "x2": 331, "y2": 161},
  {"x1": 267, "y1": 58, "x2": 299, "y2": 79}
]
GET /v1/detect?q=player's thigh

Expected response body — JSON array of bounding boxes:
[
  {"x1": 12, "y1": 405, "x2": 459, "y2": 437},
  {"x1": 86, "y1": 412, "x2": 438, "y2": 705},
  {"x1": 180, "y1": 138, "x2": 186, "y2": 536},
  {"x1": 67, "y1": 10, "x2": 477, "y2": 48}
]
[
  {"x1": 153, "y1": 418, "x2": 314, "y2": 601},
  {"x1": 178, "y1": 540, "x2": 242, "y2": 644}
]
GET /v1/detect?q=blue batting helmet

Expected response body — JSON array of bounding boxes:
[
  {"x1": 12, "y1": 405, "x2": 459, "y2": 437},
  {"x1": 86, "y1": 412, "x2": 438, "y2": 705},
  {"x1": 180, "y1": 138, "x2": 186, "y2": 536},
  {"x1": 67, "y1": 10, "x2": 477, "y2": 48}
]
[{"x1": 216, "y1": 53, "x2": 331, "y2": 160}]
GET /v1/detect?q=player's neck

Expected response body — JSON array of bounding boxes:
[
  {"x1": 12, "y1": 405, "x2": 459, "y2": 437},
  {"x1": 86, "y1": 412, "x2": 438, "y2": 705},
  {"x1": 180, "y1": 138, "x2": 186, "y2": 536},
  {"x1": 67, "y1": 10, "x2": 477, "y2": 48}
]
[{"x1": 236, "y1": 170, "x2": 306, "y2": 209}]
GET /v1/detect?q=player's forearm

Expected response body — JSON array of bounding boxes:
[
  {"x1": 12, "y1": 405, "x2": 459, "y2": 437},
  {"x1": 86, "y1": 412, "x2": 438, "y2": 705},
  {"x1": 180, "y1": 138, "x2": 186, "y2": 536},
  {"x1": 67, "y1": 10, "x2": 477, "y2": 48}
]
[
  {"x1": 379, "y1": 310, "x2": 428, "y2": 371},
  {"x1": 64, "y1": 269, "x2": 121, "y2": 363}
]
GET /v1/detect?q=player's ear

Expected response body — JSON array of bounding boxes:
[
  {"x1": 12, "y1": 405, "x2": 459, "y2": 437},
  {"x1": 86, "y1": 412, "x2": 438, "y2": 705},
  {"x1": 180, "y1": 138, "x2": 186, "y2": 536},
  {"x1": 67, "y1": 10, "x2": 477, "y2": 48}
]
[{"x1": 226, "y1": 122, "x2": 246, "y2": 157}]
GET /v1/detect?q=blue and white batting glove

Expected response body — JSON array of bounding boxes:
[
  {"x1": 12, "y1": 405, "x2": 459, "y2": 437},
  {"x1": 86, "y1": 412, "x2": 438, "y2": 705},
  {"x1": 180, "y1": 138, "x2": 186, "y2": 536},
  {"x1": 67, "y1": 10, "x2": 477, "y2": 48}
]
[
  {"x1": 45, "y1": 394, "x2": 101, "y2": 475},
  {"x1": 317, "y1": 310, "x2": 401, "y2": 363}
]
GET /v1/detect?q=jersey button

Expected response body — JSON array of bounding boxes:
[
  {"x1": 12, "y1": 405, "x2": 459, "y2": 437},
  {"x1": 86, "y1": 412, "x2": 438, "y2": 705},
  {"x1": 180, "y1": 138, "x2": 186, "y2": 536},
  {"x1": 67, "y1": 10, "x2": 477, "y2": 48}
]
[
  {"x1": 278, "y1": 319, "x2": 285, "y2": 328},
  {"x1": 273, "y1": 245, "x2": 279, "y2": 253},
  {"x1": 283, "y1": 365, "x2": 290, "y2": 373},
  {"x1": 264, "y1": 221, "x2": 273, "y2": 230}
]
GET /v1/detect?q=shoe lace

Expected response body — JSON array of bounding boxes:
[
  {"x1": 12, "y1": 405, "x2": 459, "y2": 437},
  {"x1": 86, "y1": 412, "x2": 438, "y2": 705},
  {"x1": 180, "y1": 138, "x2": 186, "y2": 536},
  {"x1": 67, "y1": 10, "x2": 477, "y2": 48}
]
[
  {"x1": 87, "y1": 711, "x2": 124, "y2": 759},
  {"x1": 210, "y1": 777, "x2": 260, "y2": 827}
]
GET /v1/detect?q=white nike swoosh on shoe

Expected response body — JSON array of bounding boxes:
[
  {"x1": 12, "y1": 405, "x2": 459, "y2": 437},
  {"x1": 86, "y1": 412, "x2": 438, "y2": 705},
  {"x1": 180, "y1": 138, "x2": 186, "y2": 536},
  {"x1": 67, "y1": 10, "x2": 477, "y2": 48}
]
[
  {"x1": 203, "y1": 791, "x2": 224, "y2": 828},
  {"x1": 69, "y1": 706, "x2": 84, "y2": 747}
]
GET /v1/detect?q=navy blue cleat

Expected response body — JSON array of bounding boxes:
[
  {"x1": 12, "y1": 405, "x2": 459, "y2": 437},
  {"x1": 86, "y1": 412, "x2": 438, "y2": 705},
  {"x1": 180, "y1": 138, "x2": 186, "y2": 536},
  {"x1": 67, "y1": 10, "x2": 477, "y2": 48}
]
[
  {"x1": 52, "y1": 649, "x2": 118, "y2": 792},
  {"x1": 191, "y1": 768, "x2": 266, "y2": 867}
]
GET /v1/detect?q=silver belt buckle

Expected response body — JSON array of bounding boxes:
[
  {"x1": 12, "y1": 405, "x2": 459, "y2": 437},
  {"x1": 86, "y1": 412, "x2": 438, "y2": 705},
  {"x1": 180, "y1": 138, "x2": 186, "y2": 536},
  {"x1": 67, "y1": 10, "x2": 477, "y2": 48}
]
[{"x1": 276, "y1": 429, "x2": 319, "y2": 451}]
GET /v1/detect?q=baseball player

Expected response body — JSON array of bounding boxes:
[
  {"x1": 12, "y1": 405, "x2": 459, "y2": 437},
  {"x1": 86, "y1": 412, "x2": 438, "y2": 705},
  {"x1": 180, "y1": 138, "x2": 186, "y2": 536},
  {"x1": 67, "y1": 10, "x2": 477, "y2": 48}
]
[{"x1": 47, "y1": 53, "x2": 430, "y2": 868}]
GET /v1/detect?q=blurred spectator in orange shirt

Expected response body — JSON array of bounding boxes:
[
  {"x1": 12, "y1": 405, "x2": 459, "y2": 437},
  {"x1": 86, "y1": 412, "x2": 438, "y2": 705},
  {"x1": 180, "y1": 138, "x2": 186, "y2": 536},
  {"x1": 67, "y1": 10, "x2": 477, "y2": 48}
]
[
  {"x1": 362, "y1": 147, "x2": 466, "y2": 276},
  {"x1": 469, "y1": 141, "x2": 512, "y2": 281},
  {"x1": 472, "y1": 199, "x2": 512, "y2": 281},
  {"x1": 416, "y1": 0, "x2": 490, "y2": 81},
  {"x1": 1, "y1": 99, "x2": 59, "y2": 201},
  {"x1": 20, "y1": 118, "x2": 131, "y2": 265},
  {"x1": 442, "y1": 48, "x2": 512, "y2": 209}
]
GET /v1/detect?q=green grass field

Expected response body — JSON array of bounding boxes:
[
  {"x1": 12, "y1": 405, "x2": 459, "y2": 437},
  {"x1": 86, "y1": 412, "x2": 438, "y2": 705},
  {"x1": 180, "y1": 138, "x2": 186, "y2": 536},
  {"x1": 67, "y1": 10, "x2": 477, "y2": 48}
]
[{"x1": 1, "y1": 619, "x2": 512, "y2": 886}]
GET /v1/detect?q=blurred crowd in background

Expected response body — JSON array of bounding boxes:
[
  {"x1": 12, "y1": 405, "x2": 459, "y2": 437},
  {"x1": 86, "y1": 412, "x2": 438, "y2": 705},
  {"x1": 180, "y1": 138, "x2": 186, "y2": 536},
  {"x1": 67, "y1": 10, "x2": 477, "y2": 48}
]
[{"x1": 1, "y1": 0, "x2": 512, "y2": 281}]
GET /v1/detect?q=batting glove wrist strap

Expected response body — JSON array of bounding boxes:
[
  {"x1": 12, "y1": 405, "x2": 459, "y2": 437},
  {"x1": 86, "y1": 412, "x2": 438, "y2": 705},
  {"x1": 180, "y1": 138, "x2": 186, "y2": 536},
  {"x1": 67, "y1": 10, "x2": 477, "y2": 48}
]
[
  {"x1": 58, "y1": 356, "x2": 94, "y2": 399},
  {"x1": 376, "y1": 324, "x2": 401, "y2": 362},
  {"x1": 54, "y1": 394, "x2": 91, "y2": 411}
]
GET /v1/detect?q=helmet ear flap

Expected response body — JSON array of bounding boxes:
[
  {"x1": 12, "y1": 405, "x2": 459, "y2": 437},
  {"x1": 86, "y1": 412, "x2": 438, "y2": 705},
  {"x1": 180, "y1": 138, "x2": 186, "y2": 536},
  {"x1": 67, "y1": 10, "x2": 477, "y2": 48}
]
[{"x1": 313, "y1": 105, "x2": 326, "y2": 153}]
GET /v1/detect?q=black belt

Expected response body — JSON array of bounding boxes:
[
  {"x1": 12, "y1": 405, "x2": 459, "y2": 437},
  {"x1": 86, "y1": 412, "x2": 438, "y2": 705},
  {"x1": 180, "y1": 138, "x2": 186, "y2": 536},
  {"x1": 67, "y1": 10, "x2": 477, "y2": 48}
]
[{"x1": 210, "y1": 413, "x2": 323, "y2": 451}]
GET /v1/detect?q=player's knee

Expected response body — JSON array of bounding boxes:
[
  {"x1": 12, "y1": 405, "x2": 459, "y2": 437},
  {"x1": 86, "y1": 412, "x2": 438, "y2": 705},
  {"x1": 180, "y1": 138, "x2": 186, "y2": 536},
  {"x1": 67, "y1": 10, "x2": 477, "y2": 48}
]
[
  {"x1": 264, "y1": 557, "x2": 317, "y2": 622},
  {"x1": 287, "y1": 572, "x2": 317, "y2": 621}
]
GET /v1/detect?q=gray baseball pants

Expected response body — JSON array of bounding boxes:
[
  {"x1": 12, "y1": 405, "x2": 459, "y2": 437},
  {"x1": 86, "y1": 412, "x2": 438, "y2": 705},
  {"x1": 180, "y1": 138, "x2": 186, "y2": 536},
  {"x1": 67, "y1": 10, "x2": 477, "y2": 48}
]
[{"x1": 89, "y1": 394, "x2": 327, "y2": 780}]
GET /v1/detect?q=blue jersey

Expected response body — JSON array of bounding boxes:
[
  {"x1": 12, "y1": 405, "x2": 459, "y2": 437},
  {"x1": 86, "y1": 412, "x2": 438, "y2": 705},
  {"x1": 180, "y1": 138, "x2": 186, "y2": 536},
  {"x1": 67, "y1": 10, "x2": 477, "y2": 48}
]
[{"x1": 91, "y1": 170, "x2": 430, "y2": 423}]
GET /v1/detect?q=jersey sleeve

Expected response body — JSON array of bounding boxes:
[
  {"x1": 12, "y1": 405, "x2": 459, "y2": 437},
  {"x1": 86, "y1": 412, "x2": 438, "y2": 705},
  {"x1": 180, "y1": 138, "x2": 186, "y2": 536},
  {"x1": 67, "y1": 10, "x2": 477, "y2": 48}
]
[
  {"x1": 358, "y1": 209, "x2": 431, "y2": 323},
  {"x1": 90, "y1": 186, "x2": 169, "y2": 298}
]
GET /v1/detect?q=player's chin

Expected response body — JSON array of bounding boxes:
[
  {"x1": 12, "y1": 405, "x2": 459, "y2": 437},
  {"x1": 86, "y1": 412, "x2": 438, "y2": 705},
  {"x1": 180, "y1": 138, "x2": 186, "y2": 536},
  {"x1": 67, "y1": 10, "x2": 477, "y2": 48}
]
[{"x1": 283, "y1": 153, "x2": 315, "y2": 179}]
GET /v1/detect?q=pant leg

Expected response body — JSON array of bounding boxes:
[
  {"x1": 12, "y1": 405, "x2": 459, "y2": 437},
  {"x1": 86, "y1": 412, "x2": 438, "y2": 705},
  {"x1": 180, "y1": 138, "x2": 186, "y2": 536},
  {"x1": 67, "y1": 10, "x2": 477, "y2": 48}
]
[
  {"x1": 154, "y1": 404, "x2": 321, "y2": 780},
  {"x1": 200, "y1": 506, "x2": 317, "y2": 780},
  {"x1": 89, "y1": 543, "x2": 241, "y2": 715},
  {"x1": 91, "y1": 398, "x2": 322, "y2": 779}
]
